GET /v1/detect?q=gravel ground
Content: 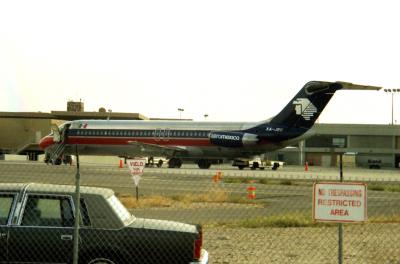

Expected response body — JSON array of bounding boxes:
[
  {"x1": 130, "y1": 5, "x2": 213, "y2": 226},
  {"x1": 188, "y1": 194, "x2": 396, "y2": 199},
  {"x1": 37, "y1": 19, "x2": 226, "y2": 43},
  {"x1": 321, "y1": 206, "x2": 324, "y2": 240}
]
[{"x1": 203, "y1": 224, "x2": 400, "y2": 264}]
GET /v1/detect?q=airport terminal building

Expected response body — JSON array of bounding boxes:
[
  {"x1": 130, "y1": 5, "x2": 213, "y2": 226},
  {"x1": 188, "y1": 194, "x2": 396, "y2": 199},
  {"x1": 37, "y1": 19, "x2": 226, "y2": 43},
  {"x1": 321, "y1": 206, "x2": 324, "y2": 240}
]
[
  {"x1": 0, "y1": 102, "x2": 399, "y2": 168},
  {"x1": 271, "y1": 123, "x2": 400, "y2": 169}
]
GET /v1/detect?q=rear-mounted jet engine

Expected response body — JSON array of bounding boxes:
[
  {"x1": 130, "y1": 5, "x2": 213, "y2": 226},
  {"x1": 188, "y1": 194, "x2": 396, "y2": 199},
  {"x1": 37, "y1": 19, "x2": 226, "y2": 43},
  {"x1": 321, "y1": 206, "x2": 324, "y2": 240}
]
[{"x1": 209, "y1": 131, "x2": 259, "y2": 148}]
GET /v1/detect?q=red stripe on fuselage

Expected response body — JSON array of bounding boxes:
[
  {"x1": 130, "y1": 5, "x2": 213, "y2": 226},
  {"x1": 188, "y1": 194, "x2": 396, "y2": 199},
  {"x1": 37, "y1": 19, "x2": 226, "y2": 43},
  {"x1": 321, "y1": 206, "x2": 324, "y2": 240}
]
[{"x1": 67, "y1": 136, "x2": 213, "y2": 147}]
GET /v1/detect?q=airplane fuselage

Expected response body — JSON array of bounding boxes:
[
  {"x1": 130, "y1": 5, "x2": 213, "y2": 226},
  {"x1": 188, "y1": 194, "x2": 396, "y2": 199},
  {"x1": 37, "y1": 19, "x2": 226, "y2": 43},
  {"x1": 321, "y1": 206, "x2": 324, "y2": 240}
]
[
  {"x1": 39, "y1": 81, "x2": 381, "y2": 168},
  {"x1": 40, "y1": 119, "x2": 307, "y2": 160}
]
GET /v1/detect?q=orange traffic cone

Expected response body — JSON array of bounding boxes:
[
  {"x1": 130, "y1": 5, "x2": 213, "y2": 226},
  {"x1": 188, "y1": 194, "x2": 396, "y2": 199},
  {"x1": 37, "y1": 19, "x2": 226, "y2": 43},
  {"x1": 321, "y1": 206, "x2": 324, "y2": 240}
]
[
  {"x1": 213, "y1": 171, "x2": 223, "y2": 183},
  {"x1": 304, "y1": 161, "x2": 309, "y2": 171},
  {"x1": 217, "y1": 171, "x2": 222, "y2": 181},
  {"x1": 119, "y1": 159, "x2": 123, "y2": 168},
  {"x1": 212, "y1": 174, "x2": 218, "y2": 183},
  {"x1": 247, "y1": 185, "x2": 256, "y2": 199}
]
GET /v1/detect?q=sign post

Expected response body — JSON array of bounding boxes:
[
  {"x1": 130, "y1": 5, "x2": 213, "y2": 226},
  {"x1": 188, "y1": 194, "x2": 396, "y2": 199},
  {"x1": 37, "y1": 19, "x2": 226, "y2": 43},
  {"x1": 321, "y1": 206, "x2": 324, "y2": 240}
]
[{"x1": 126, "y1": 158, "x2": 146, "y2": 201}]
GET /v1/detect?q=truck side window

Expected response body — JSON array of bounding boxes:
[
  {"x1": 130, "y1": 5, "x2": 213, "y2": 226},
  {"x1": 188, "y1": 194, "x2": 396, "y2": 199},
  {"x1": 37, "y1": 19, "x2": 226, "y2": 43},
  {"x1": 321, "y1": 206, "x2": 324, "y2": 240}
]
[
  {"x1": 0, "y1": 194, "x2": 15, "y2": 225},
  {"x1": 21, "y1": 195, "x2": 74, "y2": 227},
  {"x1": 80, "y1": 198, "x2": 91, "y2": 227}
]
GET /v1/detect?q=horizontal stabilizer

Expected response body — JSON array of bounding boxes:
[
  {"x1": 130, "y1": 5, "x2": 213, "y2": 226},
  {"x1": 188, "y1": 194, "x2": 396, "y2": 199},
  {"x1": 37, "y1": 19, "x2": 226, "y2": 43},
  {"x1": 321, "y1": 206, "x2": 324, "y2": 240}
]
[{"x1": 337, "y1": 82, "x2": 382, "y2": 91}]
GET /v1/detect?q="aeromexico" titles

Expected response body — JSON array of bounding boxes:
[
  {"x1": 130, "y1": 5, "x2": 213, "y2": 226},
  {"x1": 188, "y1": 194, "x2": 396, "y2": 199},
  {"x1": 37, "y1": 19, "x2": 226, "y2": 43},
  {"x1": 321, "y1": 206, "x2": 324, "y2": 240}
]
[{"x1": 210, "y1": 134, "x2": 240, "y2": 141}]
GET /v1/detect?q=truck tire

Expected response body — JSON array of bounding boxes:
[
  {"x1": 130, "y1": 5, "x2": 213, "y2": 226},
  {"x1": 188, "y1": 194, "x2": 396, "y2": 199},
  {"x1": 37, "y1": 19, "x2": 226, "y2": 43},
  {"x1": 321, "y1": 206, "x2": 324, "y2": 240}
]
[
  {"x1": 251, "y1": 162, "x2": 259, "y2": 170},
  {"x1": 272, "y1": 162, "x2": 280, "y2": 170},
  {"x1": 88, "y1": 258, "x2": 116, "y2": 264}
]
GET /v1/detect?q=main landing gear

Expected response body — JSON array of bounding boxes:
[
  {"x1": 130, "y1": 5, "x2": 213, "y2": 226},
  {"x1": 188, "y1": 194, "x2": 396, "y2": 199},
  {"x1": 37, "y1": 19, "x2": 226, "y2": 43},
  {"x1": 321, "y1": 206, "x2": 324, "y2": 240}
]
[
  {"x1": 168, "y1": 158, "x2": 183, "y2": 168},
  {"x1": 197, "y1": 159, "x2": 212, "y2": 169}
]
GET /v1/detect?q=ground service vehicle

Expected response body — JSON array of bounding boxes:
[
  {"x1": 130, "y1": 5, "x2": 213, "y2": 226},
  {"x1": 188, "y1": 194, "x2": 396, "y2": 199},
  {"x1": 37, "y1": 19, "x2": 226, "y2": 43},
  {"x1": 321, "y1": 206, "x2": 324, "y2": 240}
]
[
  {"x1": 0, "y1": 183, "x2": 208, "y2": 264},
  {"x1": 145, "y1": 156, "x2": 168, "y2": 168},
  {"x1": 232, "y1": 158, "x2": 283, "y2": 170}
]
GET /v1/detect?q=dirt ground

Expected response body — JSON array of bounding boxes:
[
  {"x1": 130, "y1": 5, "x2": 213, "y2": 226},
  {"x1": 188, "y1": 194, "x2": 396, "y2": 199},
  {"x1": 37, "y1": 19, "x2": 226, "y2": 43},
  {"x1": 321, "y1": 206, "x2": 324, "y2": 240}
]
[{"x1": 204, "y1": 224, "x2": 400, "y2": 264}]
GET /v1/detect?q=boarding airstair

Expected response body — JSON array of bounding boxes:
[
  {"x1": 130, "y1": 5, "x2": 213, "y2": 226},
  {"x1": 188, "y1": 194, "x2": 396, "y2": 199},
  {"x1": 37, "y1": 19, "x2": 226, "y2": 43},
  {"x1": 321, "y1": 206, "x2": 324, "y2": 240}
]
[{"x1": 48, "y1": 142, "x2": 66, "y2": 164}]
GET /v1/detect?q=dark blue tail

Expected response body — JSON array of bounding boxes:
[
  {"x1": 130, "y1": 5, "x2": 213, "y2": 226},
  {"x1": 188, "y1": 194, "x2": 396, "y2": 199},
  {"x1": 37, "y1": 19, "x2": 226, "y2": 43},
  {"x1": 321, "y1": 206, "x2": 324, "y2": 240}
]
[
  {"x1": 244, "y1": 81, "x2": 380, "y2": 140},
  {"x1": 269, "y1": 81, "x2": 343, "y2": 129}
]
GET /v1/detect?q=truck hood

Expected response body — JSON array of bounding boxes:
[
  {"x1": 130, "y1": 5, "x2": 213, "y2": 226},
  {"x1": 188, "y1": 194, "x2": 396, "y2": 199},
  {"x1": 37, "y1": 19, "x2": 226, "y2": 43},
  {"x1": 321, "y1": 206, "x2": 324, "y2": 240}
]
[{"x1": 129, "y1": 217, "x2": 197, "y2": 233}]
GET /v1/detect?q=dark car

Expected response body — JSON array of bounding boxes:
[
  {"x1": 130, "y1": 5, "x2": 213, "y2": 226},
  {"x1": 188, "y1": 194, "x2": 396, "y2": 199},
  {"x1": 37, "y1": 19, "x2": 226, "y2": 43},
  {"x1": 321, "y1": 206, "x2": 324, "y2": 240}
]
[{"x1": 0, "y1": 183, "x2": 208, "y2": 264}]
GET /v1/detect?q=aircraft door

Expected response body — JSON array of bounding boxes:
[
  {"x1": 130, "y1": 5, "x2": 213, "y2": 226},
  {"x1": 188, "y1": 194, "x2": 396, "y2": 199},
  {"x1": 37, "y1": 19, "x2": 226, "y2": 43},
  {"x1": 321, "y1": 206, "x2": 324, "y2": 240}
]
[
  {"x1": 164, "y1": 128, "x2": 170, "y2": 142},
  {"x1": 154, "y1": 128, "x2": 170, "y2": 142},
  {"x1": 160, "y1": 129, "x2": 165, "y2": 141},
  {"x1": 154, "y1": 128, "x2": 161, "y2": 141},
  {"x1": 51, "y1": 124, "x2": 61, "y2": 143}
]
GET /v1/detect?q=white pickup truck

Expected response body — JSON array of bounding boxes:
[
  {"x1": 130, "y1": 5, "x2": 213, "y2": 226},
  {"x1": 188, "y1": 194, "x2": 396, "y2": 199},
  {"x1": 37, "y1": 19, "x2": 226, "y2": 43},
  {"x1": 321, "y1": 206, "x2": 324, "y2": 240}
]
[
  {"x1": 144, "y1": 156, "x2": 169, "y2": 168},
  {"x1": 232, "y1": 158, "x2": 284, "y2": 170}
]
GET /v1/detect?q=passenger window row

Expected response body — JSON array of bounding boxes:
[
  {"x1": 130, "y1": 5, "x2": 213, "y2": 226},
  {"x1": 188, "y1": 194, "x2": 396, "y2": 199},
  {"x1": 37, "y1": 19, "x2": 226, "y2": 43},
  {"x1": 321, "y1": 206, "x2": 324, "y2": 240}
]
[{"x1": 73, "y1": 130, "x2": 210, "y2": 138}]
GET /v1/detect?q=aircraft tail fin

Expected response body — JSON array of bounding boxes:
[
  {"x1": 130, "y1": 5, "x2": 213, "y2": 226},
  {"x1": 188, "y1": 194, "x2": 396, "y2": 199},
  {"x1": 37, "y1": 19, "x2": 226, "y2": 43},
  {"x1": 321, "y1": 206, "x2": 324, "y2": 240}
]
[{"x1": 269, "y1": 81, "x2": 381, "y2": 129}]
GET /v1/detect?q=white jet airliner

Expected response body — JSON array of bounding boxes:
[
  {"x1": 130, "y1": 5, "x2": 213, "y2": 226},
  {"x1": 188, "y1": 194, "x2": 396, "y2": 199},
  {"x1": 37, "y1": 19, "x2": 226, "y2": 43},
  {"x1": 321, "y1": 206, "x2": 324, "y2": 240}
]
[{"x1": 39, "y1": 81, "x2": 381, "y2": 169}]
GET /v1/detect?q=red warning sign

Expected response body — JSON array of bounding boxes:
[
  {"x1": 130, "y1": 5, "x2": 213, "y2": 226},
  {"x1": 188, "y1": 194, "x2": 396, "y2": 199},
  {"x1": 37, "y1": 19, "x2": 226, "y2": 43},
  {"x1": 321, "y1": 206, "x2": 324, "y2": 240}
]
[
  {"x1": 126, "y1": 158, "x2": 146, "y2": 187},
  {"x1": 313, "y1": 182, "x2": 367, "y2": 223},
  {"x1": 127, "y1": 159, "x2": 146, "y2": 176}
]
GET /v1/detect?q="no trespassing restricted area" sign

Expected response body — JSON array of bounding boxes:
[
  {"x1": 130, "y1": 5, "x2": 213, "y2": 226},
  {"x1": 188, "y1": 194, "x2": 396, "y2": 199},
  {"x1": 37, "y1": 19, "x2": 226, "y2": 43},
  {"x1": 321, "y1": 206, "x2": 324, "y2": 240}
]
[{"x1": 313, "y1": 182, "x2": 367, "y2": 223}]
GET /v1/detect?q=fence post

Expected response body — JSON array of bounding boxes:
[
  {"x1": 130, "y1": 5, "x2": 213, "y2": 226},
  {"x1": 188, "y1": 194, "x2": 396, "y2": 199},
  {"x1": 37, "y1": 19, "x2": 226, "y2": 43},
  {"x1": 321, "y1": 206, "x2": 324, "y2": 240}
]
[
  {"x1": 338, "y1": 153, "x2": 344, "y2": 264},
  {"x1": 73, "y1": 146, "x2": 81, "y2": 264}
]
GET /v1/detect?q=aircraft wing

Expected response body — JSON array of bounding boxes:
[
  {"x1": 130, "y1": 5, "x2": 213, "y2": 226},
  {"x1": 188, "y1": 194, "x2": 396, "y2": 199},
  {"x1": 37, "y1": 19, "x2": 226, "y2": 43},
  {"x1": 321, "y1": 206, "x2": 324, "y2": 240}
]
[
  {"x1": 337, "y1": 82, "x2": 382, "y2": 91},
  {"x1": 127, "y1": 141, "x2": 188, "y2": 156}
]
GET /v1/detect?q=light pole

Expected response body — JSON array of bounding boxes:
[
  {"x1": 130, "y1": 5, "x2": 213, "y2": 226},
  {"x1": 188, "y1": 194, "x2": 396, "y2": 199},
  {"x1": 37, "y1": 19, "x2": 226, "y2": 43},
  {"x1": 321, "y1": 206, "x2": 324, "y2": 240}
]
[
  {"x1": 178, "y1": 108, "x2": 184, "y2": 119},
  {"x1": 384, "y1": 89, "x2": 400, "y2": 125}
]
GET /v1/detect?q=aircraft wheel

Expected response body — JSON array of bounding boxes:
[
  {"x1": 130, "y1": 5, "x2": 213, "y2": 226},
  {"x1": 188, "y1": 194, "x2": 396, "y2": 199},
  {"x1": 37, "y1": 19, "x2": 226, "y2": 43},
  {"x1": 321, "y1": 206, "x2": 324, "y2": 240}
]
[
  {"x1": 175, "y1": 159, "x2": 182, "y2": 168},
  {"x1": 52, "y1": 158, "x2": 62, "y2": 165},
  {"x1": 198, "y1": 159, "x2": 211, "y2": 169},
  {"x1": 168, "y1": 158, "x2": 182, "y2": 168}
]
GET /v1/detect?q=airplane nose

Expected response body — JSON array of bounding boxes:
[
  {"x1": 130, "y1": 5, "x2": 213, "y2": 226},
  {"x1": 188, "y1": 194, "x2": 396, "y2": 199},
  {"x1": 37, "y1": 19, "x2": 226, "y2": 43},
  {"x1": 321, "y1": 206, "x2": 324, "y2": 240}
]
[{"x1": 39, "y1": 135, "x2": 54, "y2": 150}]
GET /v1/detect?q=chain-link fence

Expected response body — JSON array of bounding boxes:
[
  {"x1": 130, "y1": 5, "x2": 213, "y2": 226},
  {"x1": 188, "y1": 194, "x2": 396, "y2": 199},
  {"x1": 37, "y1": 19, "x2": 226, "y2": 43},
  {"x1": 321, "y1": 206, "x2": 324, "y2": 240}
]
[{"x1": 1, "y1": 159, "x2": 400, "y2": 263}]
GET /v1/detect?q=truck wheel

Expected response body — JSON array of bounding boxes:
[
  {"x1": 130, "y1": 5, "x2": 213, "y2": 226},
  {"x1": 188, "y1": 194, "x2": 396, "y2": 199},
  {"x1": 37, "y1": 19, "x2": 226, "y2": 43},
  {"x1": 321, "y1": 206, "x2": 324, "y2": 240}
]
[
  {"x1": 157, "y1": 159, "x2": 163, "y2": 168},
  {"x1": 251, "y1": 162, "x2": 259, "y2": 170},
  {"x1": 238, "y1": 165, "x2": 245, "y2": 170},
  {"x1": 272, "y1": 162, "x2": 280, "y2": 170},
  {"x1": 88, "y1": 258, "x2": 115, "y2": 264}
]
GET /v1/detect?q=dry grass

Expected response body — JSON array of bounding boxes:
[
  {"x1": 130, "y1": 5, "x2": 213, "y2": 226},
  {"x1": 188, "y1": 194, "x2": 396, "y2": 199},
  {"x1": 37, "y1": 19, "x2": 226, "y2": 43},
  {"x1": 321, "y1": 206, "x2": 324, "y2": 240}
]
[
  {"x1": 117, "y1": 187, "x2": 260, "y2": 209},
  {"x1": 172, "y1": 187, "x2": 230, "y2": 204},
  {"x1": 118, "y1": 194, "x2": 174, "y2": 209},
  {"x1": 368, "y1": 214, "x2": 400, "y2": 224},
  {"x1": 210, "y1": 213, "x2": 400, "y2": 229}
]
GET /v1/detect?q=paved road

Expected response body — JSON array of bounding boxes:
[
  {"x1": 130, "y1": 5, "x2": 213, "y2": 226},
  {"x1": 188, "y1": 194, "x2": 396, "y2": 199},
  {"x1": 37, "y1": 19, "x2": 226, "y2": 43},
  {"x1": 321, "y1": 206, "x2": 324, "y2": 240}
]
[{"x1": 1, "y1": 161, "x2": 399, "y2": 224}]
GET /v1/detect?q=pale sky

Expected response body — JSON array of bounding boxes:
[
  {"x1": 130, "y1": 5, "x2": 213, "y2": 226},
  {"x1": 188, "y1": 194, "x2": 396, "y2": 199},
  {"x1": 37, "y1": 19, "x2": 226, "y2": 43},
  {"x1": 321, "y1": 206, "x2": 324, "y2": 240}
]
[{"x1": 1, "y1": 0, "x2": 399, "y2": 124}]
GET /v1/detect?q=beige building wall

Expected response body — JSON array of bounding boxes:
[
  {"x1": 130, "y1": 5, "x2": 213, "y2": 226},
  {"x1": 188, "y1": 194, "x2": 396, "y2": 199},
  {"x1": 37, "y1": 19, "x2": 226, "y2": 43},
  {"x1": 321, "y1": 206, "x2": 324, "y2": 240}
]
[
  {"x1": 349, "y1": 135, "x2": 393, "y2": 148},
  {"x1": 0, "y1": 118, "x2": 63, "y2": 152}
]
